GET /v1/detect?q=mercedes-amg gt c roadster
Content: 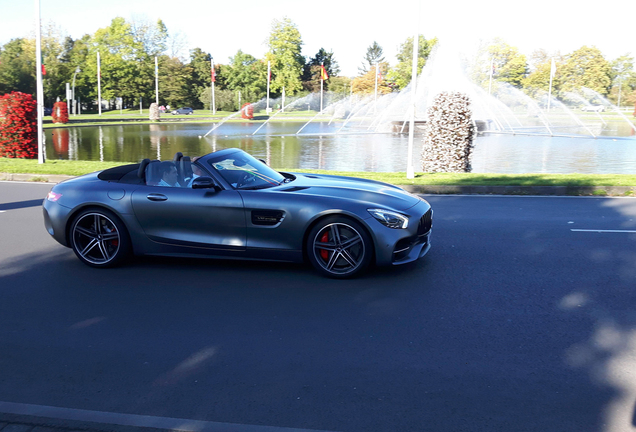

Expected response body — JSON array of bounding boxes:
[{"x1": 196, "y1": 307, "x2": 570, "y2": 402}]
[{"x1": 43, "y1": 148, "x2": 432, "y2": 278}]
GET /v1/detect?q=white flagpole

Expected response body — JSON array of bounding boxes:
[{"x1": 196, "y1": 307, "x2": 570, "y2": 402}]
[
  {"x1": 406, "y1": 29, "x2": 419, "y2": 180},
  {"x1": 97, "y1": 51, "x2": 102, "y2": 116},
  {"x1": 154, "y1": 56, "x2": 159, "y2": 105},
  {"x1": 211, "y1": 58, "x2": 216, "y2": 115},
  {"x1": 547, "y1": 58, "x2": 556, "y2": 112},
  {"x1": 320, "y1": 63, "x2": 324, "y2": 113},
  {"x1": 266, "y1": 61, "x2": 271, "y2": 113},
  {"x1": 34, "y1": 0, "x2": 44, "y2": 163},
  {"x1": 488, "y1": 58, "x2": 494, "y2": 96},
  {"x1": 374, "y1": 62, "x2": 379, "y2": 114}
]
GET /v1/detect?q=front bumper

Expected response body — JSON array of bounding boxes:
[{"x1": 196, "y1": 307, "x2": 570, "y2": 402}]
[{"x1": 370, "y1": 200, "x2": 433, "y2": 266}]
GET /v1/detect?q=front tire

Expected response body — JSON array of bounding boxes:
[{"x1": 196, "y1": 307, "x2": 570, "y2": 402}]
[
  {"x1": 307, "y1": 216, "x2": 373, "y2": 278},
  {"x1": 70, "y1": 209, "x2": 130, "y2": 268}
]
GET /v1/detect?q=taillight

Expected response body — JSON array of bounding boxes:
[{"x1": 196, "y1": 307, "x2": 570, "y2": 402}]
[{"x1": 46, "y1": 191, "x2": 62, "y2": 202}]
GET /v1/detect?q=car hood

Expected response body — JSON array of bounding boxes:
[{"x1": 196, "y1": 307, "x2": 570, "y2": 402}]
[{"x1": 280, "y1": 172, "x2": 421, "y2": 211}]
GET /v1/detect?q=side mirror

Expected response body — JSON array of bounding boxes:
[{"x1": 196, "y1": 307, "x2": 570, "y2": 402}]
[{"x1": 192, "y1": 176, "x2": 220, "y2": 190}]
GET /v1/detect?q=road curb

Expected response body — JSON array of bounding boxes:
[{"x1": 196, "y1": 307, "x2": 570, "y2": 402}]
[
  {"x1": 0, "y1": 173, "x2": 73, "y2": 184},
  {"x1": 2, "y1": 172, "x2": 635, "y2": 197},
  {"x1": 399, "y1": 184, "x2": 636, "y2": 197}
]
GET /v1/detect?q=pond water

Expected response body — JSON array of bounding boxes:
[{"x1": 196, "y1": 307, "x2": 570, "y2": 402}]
[{"x1": 45, "y1": 121, "x2": 636, "y2": 174}]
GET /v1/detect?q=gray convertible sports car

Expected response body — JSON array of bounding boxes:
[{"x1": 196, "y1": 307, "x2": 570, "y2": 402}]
[{"x1": 43, "y1": 148, "x2": 432, "y2": 278}]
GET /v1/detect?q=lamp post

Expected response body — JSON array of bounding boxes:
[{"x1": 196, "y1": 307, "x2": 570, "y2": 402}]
[{"x1": 71, "y1": 67, "x2": 80, "y2": 115}]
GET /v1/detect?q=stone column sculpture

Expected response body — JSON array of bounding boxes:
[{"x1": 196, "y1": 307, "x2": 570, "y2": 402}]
[{"x1": 421, "y1": 92, "x2": 475, "y2": 173}]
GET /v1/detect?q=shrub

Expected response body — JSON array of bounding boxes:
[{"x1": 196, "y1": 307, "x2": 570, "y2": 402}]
[
  {"x1": 0, "y1": 91, "x2": 38, "y2": 158},
  {"x1": 51, "y1": 101, "x2": 69, "y2": 124}
]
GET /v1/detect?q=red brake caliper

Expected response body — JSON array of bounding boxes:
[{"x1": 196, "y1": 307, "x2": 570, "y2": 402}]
[
  {"x1": 320, "y1": 231, "x2": 329, "y2": 260},
  {"x1": 109, "y1": 227, "x2": 118, "y2": 247}
]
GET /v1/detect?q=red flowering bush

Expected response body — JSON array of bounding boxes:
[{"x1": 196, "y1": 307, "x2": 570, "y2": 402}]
[
  {"x1": 241, "y1": 103, "x2": 254, "y2": 120},
  {"x1": 52, "y1": 101, "x2": 69, "y2": 124},
  {"x1": 0, "y1": 92, "x2": 38, "y2": 158}
]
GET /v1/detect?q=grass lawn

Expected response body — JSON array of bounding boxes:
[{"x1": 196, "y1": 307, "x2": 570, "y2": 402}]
[{"x1": 2, "y1": 158, "x2": 636, "y2": 186}]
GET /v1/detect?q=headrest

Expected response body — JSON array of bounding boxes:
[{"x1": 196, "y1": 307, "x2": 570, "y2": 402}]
[
  {"x1": 138, "y1": 159, "x2": 150, "y2": 179},
  {"x1": 173, "y1": 152, "x2": 183, "y2": 162},
  {"x1": 180, "y1": 156, "x2": 193, "y2": 179}
]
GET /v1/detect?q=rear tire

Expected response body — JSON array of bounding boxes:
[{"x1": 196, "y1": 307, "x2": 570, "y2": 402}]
[
  {"x1": 306, "y1": 216, "x2": 373, "y2": 278},
  {"x1": 70, "y1": 208, "x2": 130, "y2": 268}
]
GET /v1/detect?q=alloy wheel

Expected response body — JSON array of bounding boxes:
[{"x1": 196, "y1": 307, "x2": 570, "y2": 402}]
[
  {"x1": 72, "y1": 212, "x2": 121, "y2": 265},
  {"x1": 312, "y1": 222, "x2": 366, "y2": 276}
]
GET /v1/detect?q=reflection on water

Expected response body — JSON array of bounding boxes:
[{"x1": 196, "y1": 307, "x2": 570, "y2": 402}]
[{"x1": 46, "y1": 121, "x2": 636, "y2": 174}]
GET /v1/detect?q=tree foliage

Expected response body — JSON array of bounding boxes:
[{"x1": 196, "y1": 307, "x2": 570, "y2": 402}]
[
  {"x1": 359, "y1": 41, "x2": 385, "y2": 75},
  {"x1": 471, "y1": 38, "x2": 528, "y2": 90},
  {"x1": 1, "y1": 17, "x2": 633, "y2": 112},
  {"x1": 222, "y1": 50, "x2": 267, "y2": 102},
  {"x1": 351, "y1": 62, "x2": 392, "y2": 94},
  {"x1": 303, "y1": 48, "x2": 340, "y2": 92},
  {"x1": 266, "y1": 17, "x2": 305, "y2": 95},
  {"x1": 386, "y1": 35, "x2": 437, "y2": 90},
  {"x1": 559, "y1": 46, "x2": 612, "y2": 95},
  {"x1": 0, "y1": 39, "x2": 35, "y2": 96}
]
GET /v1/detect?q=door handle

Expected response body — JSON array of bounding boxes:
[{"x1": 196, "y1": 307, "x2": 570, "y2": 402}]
[{"x1": 146, "y1": 193, "x2": 167, "y2": 201}]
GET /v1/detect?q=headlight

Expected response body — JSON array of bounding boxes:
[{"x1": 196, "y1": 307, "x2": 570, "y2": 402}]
[{"x1": 368, "y1": 209, "x2": 409, "y2": 229}]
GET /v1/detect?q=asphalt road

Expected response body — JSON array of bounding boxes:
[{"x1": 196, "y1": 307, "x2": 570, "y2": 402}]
[{"x1": 1, "y1": 181, "x2": 636, "y2": 432}]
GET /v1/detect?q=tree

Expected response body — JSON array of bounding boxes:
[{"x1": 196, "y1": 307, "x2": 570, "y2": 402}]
[
  {"x1": 265, "y1": 17, "x2": 305, "y2": 95},
  {"x1": 609, "y1": 54, "x2": 636, "y2": 106},
  {"x1": 351, "y1": 62, "x2": 392, "y2": 94},
  {"x1": 130, "y1": 17, "x2": 168, "y2": 57},
  {"x1": 359, "y1": 41, "x2": 385, "y2": 75},
  {"x1": 0, "y1": 39, "x2": 35, "y2": 96},
  {"x1": 471, "y1": 38, "x2": 528, "y2": 90},
  {"x1": 223, "y1": 50, "x2": 267, "y2": 102},
  {"x1": 302, "y1": 48, "x2": 340, "y2": 92},
  {"x1": 188, "y1": 48, "x2": 214, "y2": 108},
  {"x1": 386, "y1": 35, "x2": 437, "y2": 90},
  {"x1": 158, "y1": 56, "x2": 192, "y2": 107},
  {"x1": 559, "y1": 46, "x2": 612, "y2": 96}
]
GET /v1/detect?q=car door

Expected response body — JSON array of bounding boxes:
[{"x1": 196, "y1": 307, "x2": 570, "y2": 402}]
[{"x1": 131, "y1": 186, "x2": 246, "y2": 251}]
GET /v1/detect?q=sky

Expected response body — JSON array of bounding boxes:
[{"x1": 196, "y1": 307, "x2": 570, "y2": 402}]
[{"x1": 0, "y1": 0, "x2": 633, "y2": 76}]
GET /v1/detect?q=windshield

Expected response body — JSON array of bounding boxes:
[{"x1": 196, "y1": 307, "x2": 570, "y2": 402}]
[{"x1": 207, "y1": 151, "x2": 285, "y2": 190}]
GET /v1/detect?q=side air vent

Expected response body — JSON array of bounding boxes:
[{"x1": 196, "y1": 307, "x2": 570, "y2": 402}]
[
  {"x1": 252, "y1": 210, "x2": 285, "y2": 226},
  {"x1": 304, "y1": 175, "x2": 319, "y2": 179},
  {"x1": 281, "y1": 186, "x2": 308, "y2": 192}
]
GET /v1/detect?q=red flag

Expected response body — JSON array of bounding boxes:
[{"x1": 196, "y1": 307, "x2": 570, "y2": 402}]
[
  {"x1": 320, "y1": 65, "x2": 329, "y2": 80},
  {"x1": 211, "y1": 66, "x2": 216, "y2": 83},
  {"x1": 42, "y1": 64, "x2": 46, "y2": 75}
]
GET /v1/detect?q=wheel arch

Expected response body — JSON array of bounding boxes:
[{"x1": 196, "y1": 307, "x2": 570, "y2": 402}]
[{"x1": 64, "y1": 204, "x2": 133, "y2": 252}]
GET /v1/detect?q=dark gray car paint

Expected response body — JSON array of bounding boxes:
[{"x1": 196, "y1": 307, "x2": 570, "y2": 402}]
[{"x1": 43, "y1": 149, "x2": 432, "y2": 268}]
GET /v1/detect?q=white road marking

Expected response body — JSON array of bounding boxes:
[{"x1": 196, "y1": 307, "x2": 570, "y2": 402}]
[
  {"x1": 571, "y1": 229, "x2": 636, "y2": 233},
  {"x1": 0, "y1": 400, "x2": 335, "y2": 432}
]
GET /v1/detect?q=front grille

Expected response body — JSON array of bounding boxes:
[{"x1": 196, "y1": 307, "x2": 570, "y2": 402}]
[{"x1": 417, "y1": 208, "x2": 433, "y2": 236}]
